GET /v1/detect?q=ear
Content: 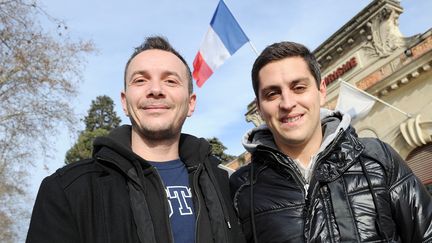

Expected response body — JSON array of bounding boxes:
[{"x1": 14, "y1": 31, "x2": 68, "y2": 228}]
[
  {"x1": 187, "y1": 93, "x2": 197, "y2": 117},
  {"x1": 319, "y1": 81, "x2": 327, "y2": 106},
  {"x1": 255, "y1": 98, "x2": 263, "y2": 119},
  {"x1": 120, "y1": 91, "x2": 129, "y2": 116}
]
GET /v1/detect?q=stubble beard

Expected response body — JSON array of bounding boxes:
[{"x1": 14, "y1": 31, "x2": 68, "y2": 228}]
[
  {"x1": 126, "y1": 98, "x2": 190, "y2": 142},
  {"x1": 128, "y1": 113, "x2": 187, "y2": 142}
]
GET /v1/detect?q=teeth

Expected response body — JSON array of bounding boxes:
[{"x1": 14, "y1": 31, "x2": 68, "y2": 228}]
[{"x1": 283, "y1": 116, "x2": 301, "y2": 123}]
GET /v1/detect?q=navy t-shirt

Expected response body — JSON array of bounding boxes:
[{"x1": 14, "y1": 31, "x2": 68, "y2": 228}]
[{"x1": 150, "y1": 159, "x2": 195, "y2": 243}]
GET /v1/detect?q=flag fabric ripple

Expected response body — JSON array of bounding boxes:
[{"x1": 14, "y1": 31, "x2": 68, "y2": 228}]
[{"x1": 193, "y1": 0, "x2": 249, "y2": 87}]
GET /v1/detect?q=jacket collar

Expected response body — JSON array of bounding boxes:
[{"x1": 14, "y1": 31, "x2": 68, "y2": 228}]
[
  {"x1": 178, "y1": 133, "x2": 212, "y2": 168},
  {"x1": 92, "y1": 125, "x2": 212, "y2": 178},
  {"x1": 314, "y1": 126, "x2": 364, "y2": 182}
]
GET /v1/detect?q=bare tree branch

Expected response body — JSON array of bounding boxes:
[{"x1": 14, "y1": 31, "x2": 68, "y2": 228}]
[{"x1": 0, "y1": 0, "x2": 96, "y2": 240}]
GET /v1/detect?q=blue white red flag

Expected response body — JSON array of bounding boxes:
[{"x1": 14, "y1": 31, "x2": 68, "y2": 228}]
[{"x1": 193, "y1": 0, "x2": 249, "y2": 87}]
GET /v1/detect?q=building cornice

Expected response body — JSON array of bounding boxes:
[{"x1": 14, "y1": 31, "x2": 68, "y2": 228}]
[
  {"x1": 356, "y1": 30, "x2": 432, "y2": 97},
  {"x1": 314, "y1": 0, "x2": 405, "y2": 72}
]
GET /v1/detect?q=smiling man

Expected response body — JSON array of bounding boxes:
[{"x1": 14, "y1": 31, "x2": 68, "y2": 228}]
[
  {"x1": 230, "y1": 41, "x2": 432, "y2": 243},
  {"x1": 26, "y1": 36, "x2": 245, "y2": 243}
]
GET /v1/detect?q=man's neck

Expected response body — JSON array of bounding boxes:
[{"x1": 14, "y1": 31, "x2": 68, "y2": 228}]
[
  {"x1": 282, "y1": 144, "x2": 319, "y2": 168},
  {"x1": 277, "y1": 131, "x2": 323, "y2": 168},
  {"x1": 130, "y1": 130, "x2": 181, "y2": 162}
]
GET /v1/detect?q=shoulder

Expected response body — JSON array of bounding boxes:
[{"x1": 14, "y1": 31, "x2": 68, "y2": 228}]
[
  {"x1": 179, "y1": 133, "x2": 213, "y2": 166},
  {"x1": 358, "y1": 137, "x2": 398, "y2": 171},
  {"x1": 358, "y1": 137, "x2": 392, "y2": 159},
  {"x1": 33, "y1": 159, "x2": 101, "y2": 205},
  {"x1": 229, "y1": 164, "x2": 251, "y2": 193},
  {"x1": 205, "y1": 155, "x2": 229, "y2": 181},
  {"x1": 49, "y1": 159, "x2": 105, "y2": 190},
  {"x1": 358, "y1": 137, "x2": 412, "y2": 185}
]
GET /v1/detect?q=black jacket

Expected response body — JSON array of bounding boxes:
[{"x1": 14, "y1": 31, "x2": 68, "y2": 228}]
[
  {"x1": 27, "y1": 125, "x2": 245, "y2": 243},
  {"x1": 230, "y1": 110, "x2": 432, "y2": 243}
]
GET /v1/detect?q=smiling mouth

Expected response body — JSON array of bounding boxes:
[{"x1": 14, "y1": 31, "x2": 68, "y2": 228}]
[
  {"x1": 142, "y1": 102, "x2": 171, "y2": 110},
  {"x1": 280, "y1": 114, "x2": 302, "y2": 123},
  {"x1": 144, "y1": 105, "x2": 169, "y2": 110}
]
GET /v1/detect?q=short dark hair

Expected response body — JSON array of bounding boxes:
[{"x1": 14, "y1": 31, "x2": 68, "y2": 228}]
[
  {"x1": 124, "y1": 36, "x2": 193, "y2": 94},
  {"x1": 251, "y1": 41, "x2": 321, "y2": 100}
]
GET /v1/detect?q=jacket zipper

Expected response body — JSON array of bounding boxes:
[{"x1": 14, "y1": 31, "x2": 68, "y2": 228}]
[
  {"x1": 192, "y1": 164, "x2": 203, "y2": 243},
  {"x1": 97, "y1": 157, "x2": 174, "y2": 243},
  {"x1": 304, "y1": 129, "x2": 345, "y2": 241},
  {"x1": 204, "y1": 158, "x2": 233, "y2": 240},
  {"x1": 254, "y1": 129, "x2": 345, "y2": 241},
  {"x1": 258, "y1": 149, "x2": 307, "y2": 197},
  {"x1": 150, "y1": 167, "x2": 175, "y2": 243}
]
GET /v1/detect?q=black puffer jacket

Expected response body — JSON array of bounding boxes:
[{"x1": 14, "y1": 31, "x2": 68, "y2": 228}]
[
  {"x1": 230, "y1": 111, "x2": 432, "y2": 243},
  {"x1": 27, "y1": 125, "x2": 245, "y2": 243}
]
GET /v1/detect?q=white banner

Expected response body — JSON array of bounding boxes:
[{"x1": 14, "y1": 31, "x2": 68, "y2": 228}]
[{"x1": 335, "y1": 81, "x2": 376, "y2": 121}]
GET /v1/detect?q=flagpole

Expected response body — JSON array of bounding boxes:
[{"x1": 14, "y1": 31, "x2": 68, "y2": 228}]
[
  {"x1": 339, "y1": 79, "x2": 412, "y2": 118},
  {"x1": 248, "y1": 41, "x2": 259, "y2": 56}
]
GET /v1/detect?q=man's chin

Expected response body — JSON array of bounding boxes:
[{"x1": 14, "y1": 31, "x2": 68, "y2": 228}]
[
  {"x1": 135, "y1": 125, "x2": 180, "y2": 141},
  {"x1": 143, "y1": 130, "x2": 176, "y2": 140},
  {"x1": 275, "y1": 134, "x2": 306, "y2": 147},
  {"x1": 129, "y1": 117, "x2": 184, "y2": 141}
]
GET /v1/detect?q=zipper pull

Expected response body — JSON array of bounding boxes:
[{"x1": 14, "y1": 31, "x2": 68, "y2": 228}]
[
  {"x1": 304, "y1": 184, "x2": 309, "y2": 199},
  {"x1": 226, "y1": 220, "x2": 231, "y2": 229}
]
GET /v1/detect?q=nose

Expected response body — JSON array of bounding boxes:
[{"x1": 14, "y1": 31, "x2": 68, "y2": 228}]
[
  {"x1": 279, "y1": 91, "x2": 296, "y2": 110},
  {"x1": 147, "y1": 80, "x2": 164, "y2": 98}
]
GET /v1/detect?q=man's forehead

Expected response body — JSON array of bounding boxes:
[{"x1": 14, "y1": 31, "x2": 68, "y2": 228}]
[
  {"x1": 126, "y1": 50, "x2": 187, "y2": 77},
  {"x1": 129, "y1": 49, "x2": 182, "y2": 65}
]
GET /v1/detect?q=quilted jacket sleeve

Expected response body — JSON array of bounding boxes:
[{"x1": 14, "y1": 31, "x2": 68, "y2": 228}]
[
  {"x1": 386, "y1": 143, "x2": 432, "y2": 243},
  {"x1": 229, "y1": 165, "x2": 250, "y2": 200},
  {"x1": 26, "y1": 174, "x2": 79, "y2": 243}
]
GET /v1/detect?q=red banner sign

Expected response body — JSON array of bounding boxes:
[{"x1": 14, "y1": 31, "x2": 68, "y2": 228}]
[{"x1": 323, "y1": 57, "x2": 357, "y2": 85}]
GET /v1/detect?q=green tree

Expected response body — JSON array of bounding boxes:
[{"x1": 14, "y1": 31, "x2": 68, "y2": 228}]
[
  {"x1": 0, "y1": 1, "x2": 95, "y2": 241},
  {"x1": 84, "y1": 95, "x2": 122, "y2": 131},
  {"x1": 65, "y1": 95, "x2": 121, "y2": 164},
  {"x1": 207, "y1": 137, "x2": 236, "y2": 164},
  {"x1": 65, "y1": 128, "x2": 109, "y2": 164}
]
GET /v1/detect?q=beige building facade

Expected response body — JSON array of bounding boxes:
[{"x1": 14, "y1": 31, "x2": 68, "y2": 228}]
[{"x1": 234, "y1": 0, "x2": 432, "y2": 191}]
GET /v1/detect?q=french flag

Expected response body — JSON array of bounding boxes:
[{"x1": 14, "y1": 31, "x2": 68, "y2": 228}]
[{"x1": 193, "y1": 0, "x2": 249, "y2": 87}]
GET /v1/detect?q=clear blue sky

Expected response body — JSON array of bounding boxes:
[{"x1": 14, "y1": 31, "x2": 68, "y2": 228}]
[{"x1": 29, "y1": 0, "x2": 431, "y2": 208}]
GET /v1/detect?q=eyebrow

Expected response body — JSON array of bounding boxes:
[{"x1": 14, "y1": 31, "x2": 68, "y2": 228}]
[
  {"x1": 260, "y1": 85, "x2": 280, "y2": 94},
  {"x1": 289, "y1": 78, "x2": 309, "y2": 87},
  {"x1": 260, "y1": 77, "x2": 310, "y2": 89}
]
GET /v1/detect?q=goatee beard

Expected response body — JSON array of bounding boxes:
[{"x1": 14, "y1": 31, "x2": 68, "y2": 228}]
[
  {"x1": 140, "y1": 127, "x2": 176, "y2": 141},
  {"x1": 129, "y1": 117, "x2": 181, "y2": 141}
]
